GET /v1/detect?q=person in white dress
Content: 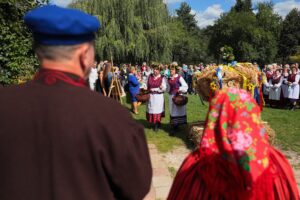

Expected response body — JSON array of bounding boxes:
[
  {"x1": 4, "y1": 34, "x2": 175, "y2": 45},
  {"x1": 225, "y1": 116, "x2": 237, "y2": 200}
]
[
  {"x1": 88, "y1": 62, "x2": 98, "y2": 90},
  {"x1": 281, "y1": 65, "x2": 290, "y2": 107},
  {"x1": 146, "y1": 64, "x2": 167, "y2": 132},
  {"x1": 287, "y1": 66, "x2": 300, "y2": 110},
  {"x1": 167, "y1": 62, "x2": 188, "y2": 135},
  {"x1": 268, "y1": 69, "x2": 282, "y2": 107}
]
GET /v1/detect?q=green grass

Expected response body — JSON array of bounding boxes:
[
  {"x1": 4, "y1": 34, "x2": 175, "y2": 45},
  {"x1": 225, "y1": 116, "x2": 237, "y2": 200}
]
[
  {"x1": 123, "y1": 93, "x2": 207, "y2": 152},
  {"x1": 261, "y1": 107, "x2": 300, "y2": 152},
  {"x1": 122, "y1": 94, "x2": 300, "y2": 154},
  {"x1": 168, "y1": 167, "x2": 177, "y2": 178}
]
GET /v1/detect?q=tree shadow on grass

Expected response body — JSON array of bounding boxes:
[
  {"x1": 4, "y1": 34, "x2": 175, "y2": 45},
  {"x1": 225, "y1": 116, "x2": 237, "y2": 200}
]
[{"x1": 134, "y1": 118, "x2": 195, "y2": 151}]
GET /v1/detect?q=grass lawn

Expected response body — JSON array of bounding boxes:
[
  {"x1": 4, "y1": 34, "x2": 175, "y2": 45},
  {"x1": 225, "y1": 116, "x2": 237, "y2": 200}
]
[
  {"x1": 261, "y1": 107, "x2": 300, "y2": 152},
  {"x1": 122, "y1": 94, "x2": 300, "y2": 154}
]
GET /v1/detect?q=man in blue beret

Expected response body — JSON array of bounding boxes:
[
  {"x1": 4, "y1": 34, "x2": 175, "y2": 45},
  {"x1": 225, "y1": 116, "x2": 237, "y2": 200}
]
[{"x1": 0, "y1": 5, "x2": 152, "y2": 200}]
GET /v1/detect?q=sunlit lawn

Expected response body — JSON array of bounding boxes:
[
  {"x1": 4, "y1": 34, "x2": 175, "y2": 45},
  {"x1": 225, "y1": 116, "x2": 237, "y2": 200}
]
[
  {"x1": 123, "y1": 94, "x2": 300, "y2": 153},
  {"x1": 261, "y1": 107, "x2": 300, "y2": 153}
]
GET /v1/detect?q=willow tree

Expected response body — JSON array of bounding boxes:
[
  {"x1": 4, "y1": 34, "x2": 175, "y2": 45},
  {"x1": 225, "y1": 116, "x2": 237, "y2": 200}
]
[
  {"x1": 0, "y1": 0, "x2": 48, "y2": 85},
  {"x1": 69, "y1": 0, "x2": 171, "y2": 64}
]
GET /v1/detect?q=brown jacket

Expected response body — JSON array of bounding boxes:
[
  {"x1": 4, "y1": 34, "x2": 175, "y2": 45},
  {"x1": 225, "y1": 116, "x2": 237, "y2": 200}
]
[{"x1": 0, "y1": 69, "x2": 152, "y2": 200}]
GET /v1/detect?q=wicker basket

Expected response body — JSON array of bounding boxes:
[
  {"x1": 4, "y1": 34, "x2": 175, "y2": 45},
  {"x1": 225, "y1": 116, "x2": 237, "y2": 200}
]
[
  {"x1": 172, "y1": 94, "x2": 188, "y2": 106},
  {"x1": 135, "y1": 89, "x2": 150, "y2": 103}
]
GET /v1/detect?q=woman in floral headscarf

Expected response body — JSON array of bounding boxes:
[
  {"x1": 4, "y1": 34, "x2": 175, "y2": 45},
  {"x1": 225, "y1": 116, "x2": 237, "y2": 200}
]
[{"x1": 168, "y1": 88, "x2": 299, "y2": 200}]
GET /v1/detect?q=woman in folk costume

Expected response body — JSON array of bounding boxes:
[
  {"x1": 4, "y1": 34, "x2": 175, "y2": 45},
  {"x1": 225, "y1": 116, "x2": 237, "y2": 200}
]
[
  {"x1": 266, "y1": 65, "x2": 275, "y2": 82},
  {"x1": 287, "y1": 66, "x2": 300, "y2": 111},
  {"x1": 268, "y1": 69, "x2": 283, "y2": 107},
  {"x1": 167, "y1": 62, "x2": 188, "y2": 135},
  {"x1": 168, "y1": 88, "x2": 299, "y2": 200},
  {"x1": 281, "y1": 65, "x2": 290, "y2": 107},
  {"x1": 146, "y1": 64, "x2": 167, "y2": 132}
]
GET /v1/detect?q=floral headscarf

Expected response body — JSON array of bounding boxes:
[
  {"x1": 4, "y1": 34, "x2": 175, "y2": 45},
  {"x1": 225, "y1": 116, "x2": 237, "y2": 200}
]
[
  {"x1": 168, "y1": 88, "x2": 272, "y2": 200},
  {"x1": 168, "y1": 88, "x2": 299, "y2": 200},
  {"x1": 198, "y1": 88, "x2": 271, "y2": 198}
]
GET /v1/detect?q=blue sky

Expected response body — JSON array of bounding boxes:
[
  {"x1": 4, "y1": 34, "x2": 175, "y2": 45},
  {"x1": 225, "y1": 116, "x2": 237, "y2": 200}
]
[{"x1": 52, "y1": 0, "x2": 300, "y2": 28}]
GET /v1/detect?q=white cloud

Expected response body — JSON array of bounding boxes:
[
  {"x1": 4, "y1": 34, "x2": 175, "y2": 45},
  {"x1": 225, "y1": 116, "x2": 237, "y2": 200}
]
[
  {"x1": 193, "y1": 4, "x2": 224, "y2": 28},
  {"x1": 274, "y1": 0, "x2": 300, "y2": 18},
  {"x1": 51, "y1": 0, "x2": 73, "y2": 7},
  {"x1": 251, "y1": 0, "x2": 300, "y2": 18}
]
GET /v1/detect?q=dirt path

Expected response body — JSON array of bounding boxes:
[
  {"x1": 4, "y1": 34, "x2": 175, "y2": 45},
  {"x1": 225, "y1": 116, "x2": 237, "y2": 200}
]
[
  {"x1": 160, "y1": 146, "x2": 300, "y2": 191},
  {"x1": 145, "y1": 144, "x2": 300, "y2": 200},
  {"x1": 280, "y1": 149, "x2": 300, "y2": 188}
]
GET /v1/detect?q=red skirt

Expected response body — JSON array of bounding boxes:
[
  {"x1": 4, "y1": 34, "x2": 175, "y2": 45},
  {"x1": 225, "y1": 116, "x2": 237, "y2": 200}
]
[
  {"x1": 146, "y1": 112, "x2": 164, "y2": 124},
  {"x1": 167, "y1": 148, "x2": 299, "y2": 200}
]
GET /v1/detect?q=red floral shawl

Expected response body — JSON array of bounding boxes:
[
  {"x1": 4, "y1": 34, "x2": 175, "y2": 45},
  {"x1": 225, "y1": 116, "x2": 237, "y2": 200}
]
[{"x1": 168, "y1": 88, "x2": 299, "y2": 200}]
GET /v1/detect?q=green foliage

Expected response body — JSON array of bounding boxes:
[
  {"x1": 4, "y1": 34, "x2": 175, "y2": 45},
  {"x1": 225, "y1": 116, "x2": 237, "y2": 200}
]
[
  {"x1": 220, "y1": 45, "x2": 235, "y2": 63},
  {"x1": 278, "y1": 8, "x2": 300, "y2": 62},
  {"x1": 3, "y1": 0, "x2": 300, "y2": 84},
  {"x1": 289, "y1": 46, "x2": 300, "y2": 63},
  {"x1": 233, "y1": 0, "x2": 252, "y2": 12},
  {"x1": 70, "y1": 0, "x2": 213, "y2": 65},
  {"x1": 254, "y1": 2, "x2": 282, "y2": 63},
  {"x1": 168, "y1": 167, "x2": 177, "y2": 178},
  {"x1": 209, "y1": 1, "x2": 282, "y2": 64},
  {"x1": 176, "y1": 2, "x2": 197, "y2": 32},
  {"x1": 170, "y1": 3, "x2": 211, "y2": 64},
  {"x1": 0, "y1": 0, "x2": 48, "y2": 85},
  {"x1": 209, "y1": 11, "x2": 257, "y2": 62},
  {"x1": 70, "y1": 0, "x2": 172, "y2": 64}
]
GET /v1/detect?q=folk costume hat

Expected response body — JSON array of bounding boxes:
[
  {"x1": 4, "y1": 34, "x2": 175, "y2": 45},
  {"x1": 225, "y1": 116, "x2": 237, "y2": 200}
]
[
  {"x1": 168, "y1": 88, "x2": 299, "y2": 200},
  {"x1": 24, "y1": 5, "x2": 100, "y2": 45}
]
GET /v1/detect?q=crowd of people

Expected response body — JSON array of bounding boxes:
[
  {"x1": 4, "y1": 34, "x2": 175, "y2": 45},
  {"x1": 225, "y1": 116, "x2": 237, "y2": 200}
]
[
  {"x1": 88, "y1": 61, "x2": 300, "y2": 133},
  {"x1": 262, "y1": 63, "x2": 300, "y2": 110},
  {"x1": 89, "y1": 61, "x2": 190, "y2": 134}
]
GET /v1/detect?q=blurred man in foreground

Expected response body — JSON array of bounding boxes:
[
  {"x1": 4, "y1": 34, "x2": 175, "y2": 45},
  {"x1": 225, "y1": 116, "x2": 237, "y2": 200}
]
[{"x1": 0, "y1": 5, "x2": 152, "y2": 200}]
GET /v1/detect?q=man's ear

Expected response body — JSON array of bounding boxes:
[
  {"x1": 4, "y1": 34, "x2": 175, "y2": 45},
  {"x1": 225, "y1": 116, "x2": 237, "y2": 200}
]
[
  {"x1": 79, "y1": 44, "x2": 92, "y2": 79},
  {"x1": 79, "y1": 44, "x2": 90, "y2": 69}
]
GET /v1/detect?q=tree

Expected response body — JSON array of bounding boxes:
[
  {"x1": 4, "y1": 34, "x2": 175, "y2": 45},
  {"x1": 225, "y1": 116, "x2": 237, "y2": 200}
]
[
  {"x1": 169, "y1": 2, "x2": 212, "y2": 64},
  {"x1": 278, "y1": 8, "x2": 300, "y2": 62},
  {"x1": 220, "y1": 45, "x2": 235, "y2": 63},
  {"x1": 254, "y1": 2, "x2": 282, "y2": 63},
  {"x1": 175, "y1": 2, "x2": 197, "y2": 32},
  {"x1": 256, "y1": 2, "x2": 281, "y2": 36},
  {"x1": 208, "y1": 11, "x2": 258, "y2": 62},
  {"x1": 208, "y1": 0, "x2": 283, "y2": 64},
  {"x1": 0, "y1": 0, "x2": 48, "y2": 85},
  {"x1": 70, "y1": 0, "x2": 172, "y2": 64},
  {"x1": 233, "y1": 0, "x2": 252, "y2": 12}
]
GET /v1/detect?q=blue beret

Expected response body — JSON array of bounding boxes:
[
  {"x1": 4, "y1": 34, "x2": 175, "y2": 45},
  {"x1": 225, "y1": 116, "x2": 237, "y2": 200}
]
[{"x1": 24, "y1": 5, "x2": 100, "y2": 45}]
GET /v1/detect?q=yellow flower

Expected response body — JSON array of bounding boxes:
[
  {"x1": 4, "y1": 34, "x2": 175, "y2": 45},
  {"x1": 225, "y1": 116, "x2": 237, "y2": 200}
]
[
  {"x1": 251, "y1": 114, "x2": 260, "y2": 124},
  {"x1": 210, "y1": 82, "x2": 217, "y2": 91},
  {"x1": 18, "y1": 79, "x2": 26, "y2": 84},
  {"x1": 262, "y1": 157, "x2": 269, "y2": 168},
  {"x1": 247, "y1": 83, "x2": 255, "y2": 91},
  {"x1": 208, "y1": 122, "x2": 215, "y2": 130}
]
